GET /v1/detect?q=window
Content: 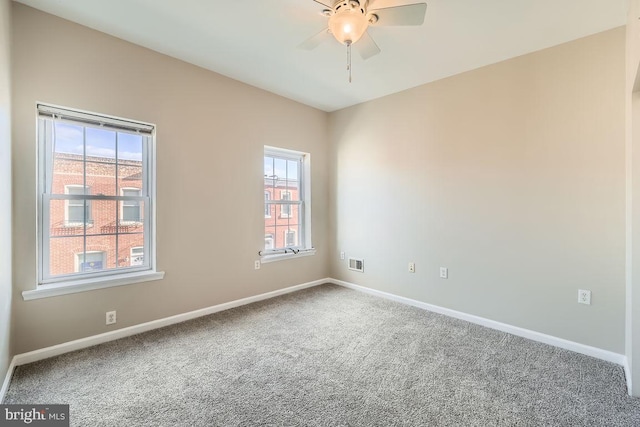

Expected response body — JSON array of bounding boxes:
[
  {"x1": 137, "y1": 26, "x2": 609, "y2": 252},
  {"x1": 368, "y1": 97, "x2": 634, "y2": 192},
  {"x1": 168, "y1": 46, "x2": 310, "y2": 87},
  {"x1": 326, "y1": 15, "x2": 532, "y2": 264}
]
[
  {"x1": 37, "y1": 104, "x2": 160, "y2": 290},
  {"x1": 121, "y1": 188, "x2": 142, "y2": 223},
  {"x1": 284, "y1": 229, "x2": 296, "y2": 247},
  {"x1": 65, "y1": 185, "x2": 92, "y2": 226},
  {"x1": 75, "y1": 251, "x2": 106, "y2": 273},
  {"x1": 130, "y1": 246, "x2": 144, "y2": 266},
  {"x1": 280, "y1": 190, "x2": 292, "y2": 218},
  {"x1": 264, "y1": 191, "x2": 271, "y2": 218},
  {"x1": 265, "y1": 234, "x2": 274, "y2": 250},
  {"x1": 263, "y1": 146, "x2": 313, "y2": 257}
]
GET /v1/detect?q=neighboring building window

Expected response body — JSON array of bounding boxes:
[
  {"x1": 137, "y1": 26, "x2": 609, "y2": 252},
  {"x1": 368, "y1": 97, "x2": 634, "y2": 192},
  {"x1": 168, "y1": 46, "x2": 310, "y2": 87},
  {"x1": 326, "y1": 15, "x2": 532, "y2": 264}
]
[
  {"x1": 280, "y1": 190, "x2": 292, "y2": 218},
  {"x1": 37, "y1": 104, "x2": 157, "y2": 285},
  {"x1": 121, "y1": 188, "x2": 142, "y2": 223},
  {"x1": 264, "y1": 191, "x2": 271, "y2": 218},
  {"x1": 130, "y1": 246, "x2": 144, "y2": 266},
  {"x1": 285, "y1": 229, "x2": 296, "y2": 247},
  {"x1": 265, "y1": 234, "x2": 274, "y2": 250},
  {"x1": 263, "y1": 146, "x2": 312, "y2": 253},
  {"x1": 65, "y1": 185, "x2": 92, "y2": 226},
  {"x1": 75, "y1": 251, "x2": 106, "y2": 273}
]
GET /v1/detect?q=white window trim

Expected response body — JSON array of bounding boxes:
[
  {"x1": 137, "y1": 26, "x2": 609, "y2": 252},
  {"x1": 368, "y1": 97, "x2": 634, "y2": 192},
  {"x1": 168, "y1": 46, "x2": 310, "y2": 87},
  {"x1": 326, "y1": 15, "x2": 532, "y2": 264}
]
[
  {"x1": 23, "y1": 270, "x2": 165, "y2": 300},
  {"x1": 262, "y1": 146, "x2": 313, "y2": 263},
  {"x1": 260, "y1": 248, "x2": 316, "y2": 264},
  {"x1": 28, "y1": 103, "x2": 164, "y2": 300}
]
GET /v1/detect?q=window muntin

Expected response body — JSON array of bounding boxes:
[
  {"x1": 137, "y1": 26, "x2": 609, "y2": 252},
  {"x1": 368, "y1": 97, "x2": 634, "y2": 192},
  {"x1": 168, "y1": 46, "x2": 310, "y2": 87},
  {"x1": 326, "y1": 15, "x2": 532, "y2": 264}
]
[
  {"x1": 38, "y1": 104, "x2": 155, "y2": 285},
  {"x1": 263, "y1": 147, "x2": 310, "y2": 253}
]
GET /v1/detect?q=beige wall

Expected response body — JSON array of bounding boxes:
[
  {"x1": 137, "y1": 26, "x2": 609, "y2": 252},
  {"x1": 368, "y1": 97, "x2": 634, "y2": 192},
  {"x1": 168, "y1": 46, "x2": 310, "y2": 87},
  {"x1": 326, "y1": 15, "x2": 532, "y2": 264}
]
[
  {"x1": 8, "y1": 3, "x2": 629, "y2": 369},
  {"x1": 0, "y1": 0, "x2": 12, "y2": 386},
  {"x1": 626, "y1": 0, "x2": 640, "y2": 396},
  {"x1": 11, "y1": 4, "x2": 329, "y2": 354},
  {"x1": 329, "y1": 28, "x2": 626, "y2": 353}
]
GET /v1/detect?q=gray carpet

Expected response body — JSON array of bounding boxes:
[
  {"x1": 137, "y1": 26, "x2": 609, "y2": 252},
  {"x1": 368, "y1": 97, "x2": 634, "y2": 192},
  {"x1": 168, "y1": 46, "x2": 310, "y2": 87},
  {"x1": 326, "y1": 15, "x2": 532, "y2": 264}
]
[{"x1": 4, "y1": 284, "x2": 640, "y2": 426}]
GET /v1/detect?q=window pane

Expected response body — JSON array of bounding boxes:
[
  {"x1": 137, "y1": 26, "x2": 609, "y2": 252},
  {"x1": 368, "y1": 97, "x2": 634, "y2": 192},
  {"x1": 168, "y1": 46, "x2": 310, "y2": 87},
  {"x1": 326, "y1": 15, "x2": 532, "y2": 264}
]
[
  {"x1": 285, "y1": 230, "x2": 297, "y2": 247},
  {"x1": 87, "y1": 200, "x2": 116, "y2": 236},
  {"x1": 287, "y1": 160, "x2": 298, "y2": 181},
  {"x1": 265, "y1": 226, "x2": 276, "y2": 249},
  {"x1": 117, "y1": 133, "x2": 143, "y2": 162},
  {"x1": 86, "y1": 161, "x2": 116, "y2": 196},
  {"x1": 85, "y1": 127, "x2": 116, "y2": 160},
  {"x1": 85, "y1": 235, "x2": 116, "y2": 271},
  {"x1": 52, "y1": 156, "x2": 84, "y2": 196},
  {"x1": 119, "y1": 200, "x2": 145, "y2": 229},
  {"x1": 274, "y1": 158, "x2": 286, "y2": 181},
  {"x1": 50, "y1": 200, "x2": 82, "y2": 237},
  {"x1": 78, "y1": 251, "x2": 106, "y2": 272},
  {"x1": 264, "y1": 192, "x2": 271, "y2": 217},
  {"x1": 49, "y1": 236, "x2": 84, "y2": 276},
  {"x1": 118, "y1": 166, "x2": 143, "y2": 195},
  {"x1": 118, "y1": 235, "x2": 145, "y2": 268}
]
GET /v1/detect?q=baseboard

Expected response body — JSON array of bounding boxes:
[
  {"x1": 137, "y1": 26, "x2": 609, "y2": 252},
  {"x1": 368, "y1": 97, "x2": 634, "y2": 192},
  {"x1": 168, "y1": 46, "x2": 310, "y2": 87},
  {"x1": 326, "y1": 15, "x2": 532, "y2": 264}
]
[
  {"x1": 328, "y1": 278, "x2": 626, "y2": 366},
  {"x1": 0, "y1": 356, "x2": 17, "y2": 404},
  {"x1": 10, "y1": 278, "x2": 330, "y2": 369},
  {"x1": 624, "y1": 357, "x2": 632, "y2": 396},
  {"x1": 4, "y1": 277, "x2": 627, "y2": 400}
]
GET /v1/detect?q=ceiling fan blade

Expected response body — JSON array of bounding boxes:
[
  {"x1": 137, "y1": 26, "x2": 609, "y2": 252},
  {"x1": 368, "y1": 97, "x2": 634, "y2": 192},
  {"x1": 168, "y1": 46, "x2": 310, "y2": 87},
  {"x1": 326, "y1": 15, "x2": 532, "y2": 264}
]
[
  {"x1": 355, "y1": 31, "x2": 381, "y2": 60},
  {"x1": 298, "y1": 28, "x2": 332, "y2": 50},
  {"x1": 312, "y1": 0, "x2": 333, "y2": 8},
  {"x1": 369, "y1": 3, "x2": 427, "y2": 26}
]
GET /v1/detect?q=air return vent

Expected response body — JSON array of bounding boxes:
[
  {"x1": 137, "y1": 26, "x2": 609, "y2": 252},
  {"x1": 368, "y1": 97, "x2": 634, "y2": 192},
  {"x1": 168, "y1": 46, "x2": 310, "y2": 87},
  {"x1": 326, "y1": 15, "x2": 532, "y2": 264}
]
[{"x1": 348, "y1": 258, "x2": 364, "y2": 273}]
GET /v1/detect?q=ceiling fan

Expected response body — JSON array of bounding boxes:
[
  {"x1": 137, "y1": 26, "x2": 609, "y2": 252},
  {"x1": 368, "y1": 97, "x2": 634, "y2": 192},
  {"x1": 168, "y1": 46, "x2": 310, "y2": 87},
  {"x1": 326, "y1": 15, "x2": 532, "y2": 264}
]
[{"x1": 299, "y1": 0, "x2": 427, "y2": 82}]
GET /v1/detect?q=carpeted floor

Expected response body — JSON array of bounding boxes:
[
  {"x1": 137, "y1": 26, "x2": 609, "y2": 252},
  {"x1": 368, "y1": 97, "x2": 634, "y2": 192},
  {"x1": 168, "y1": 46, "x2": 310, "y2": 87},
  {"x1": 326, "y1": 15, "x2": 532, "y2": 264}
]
[{"x1": 4, "y1": 284, "x2": 640, "y2": 426}]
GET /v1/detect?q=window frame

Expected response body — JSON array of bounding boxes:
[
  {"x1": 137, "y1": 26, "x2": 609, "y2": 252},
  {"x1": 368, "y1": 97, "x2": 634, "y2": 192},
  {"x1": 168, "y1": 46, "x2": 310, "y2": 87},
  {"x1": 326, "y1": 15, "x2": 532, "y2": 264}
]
[
  {"x1": 28, "y1": 103, "x2": 164, "y2": 300},
  {"x1": 261, "y1": 146, "x2": 314, "y2": 262}
]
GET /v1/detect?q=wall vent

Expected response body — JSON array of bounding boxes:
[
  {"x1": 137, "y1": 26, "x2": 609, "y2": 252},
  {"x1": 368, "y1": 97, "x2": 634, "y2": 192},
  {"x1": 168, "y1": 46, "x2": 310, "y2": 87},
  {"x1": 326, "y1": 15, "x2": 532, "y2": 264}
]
[{"x1": 348, "y1": 258, "x2": 364, "y2": 273}]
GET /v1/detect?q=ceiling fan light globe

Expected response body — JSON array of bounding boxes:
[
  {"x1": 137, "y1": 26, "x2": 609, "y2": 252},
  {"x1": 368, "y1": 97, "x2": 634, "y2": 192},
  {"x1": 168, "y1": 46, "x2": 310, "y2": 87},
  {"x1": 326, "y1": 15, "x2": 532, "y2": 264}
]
[{"x1": 328, "y1": 8, "x2": 368, "y2": 45}]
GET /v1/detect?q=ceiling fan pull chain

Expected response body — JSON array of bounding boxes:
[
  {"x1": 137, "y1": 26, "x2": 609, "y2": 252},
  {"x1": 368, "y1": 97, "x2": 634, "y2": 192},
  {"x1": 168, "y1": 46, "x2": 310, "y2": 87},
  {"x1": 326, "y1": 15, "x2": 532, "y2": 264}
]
[{"x1": 347, "y1": 42, "x2": 352, "y2": 83}]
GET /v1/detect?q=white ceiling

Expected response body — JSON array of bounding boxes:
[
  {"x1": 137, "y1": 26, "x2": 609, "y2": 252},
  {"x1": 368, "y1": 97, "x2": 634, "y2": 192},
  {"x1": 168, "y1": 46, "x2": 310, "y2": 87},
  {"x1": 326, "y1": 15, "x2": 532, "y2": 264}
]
[{"x1": 15, "y1": 0, "x2": 628, "y2": 112}]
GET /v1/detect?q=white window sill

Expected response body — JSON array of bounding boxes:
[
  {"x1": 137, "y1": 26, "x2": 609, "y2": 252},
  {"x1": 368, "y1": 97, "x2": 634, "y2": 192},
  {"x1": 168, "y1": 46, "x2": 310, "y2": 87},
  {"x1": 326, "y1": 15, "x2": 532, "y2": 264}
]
[
  {"x1": 22, "y1": 270, "x2": 165, "y2": 300},
  {"x1": 261, "y1": 248, "x2": 316, "y2": 264}
]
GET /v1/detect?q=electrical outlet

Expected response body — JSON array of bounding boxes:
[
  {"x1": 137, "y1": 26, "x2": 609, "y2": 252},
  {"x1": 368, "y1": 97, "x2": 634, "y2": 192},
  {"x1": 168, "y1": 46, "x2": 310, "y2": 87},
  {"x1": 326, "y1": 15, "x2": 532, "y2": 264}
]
[
  {"x1": 106, "y1": 311, "x2": 117, "y2": 325},
  {"x1": 340, "y1": 251, "x2": 345, "y2": 260},
  {"x1": 254, "y1": 260, "x2": 261, "y2": 270},
  {"x1": 578, "y1": 289, "x2": 591, "y2": 305},
  {"x1": 408, "y1": 262, "x2": 415, "y2": 273},
  {"x1": 440, "y1": 267, "x2": 448, "y2": 279}
]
